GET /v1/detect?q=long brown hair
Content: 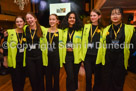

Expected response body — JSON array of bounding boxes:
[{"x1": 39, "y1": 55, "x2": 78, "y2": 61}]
[
  {"x1": 15, "y1": 16, "x2": 25, "y2": 28},
  {"x1": 26, "y1": 12, "x2": 43, "y2": 38},
  {"x1": 15, "y1": 16, "x2": 25, "y2": 23}
]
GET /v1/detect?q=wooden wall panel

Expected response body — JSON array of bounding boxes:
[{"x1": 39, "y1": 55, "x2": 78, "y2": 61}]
[
  {"x1": 0, "y1": 14, "x2": 15, "y2": 21},
  {"x1": 0, "y1": 21, "x2": 15, "y2": 29},
  {"x1": 0, "y1": 0, "x2": 31, "y2": 16},
  {"x1": 94, "y1": 0, "x2": 106, "y2": 9},
  {"x1": 0, "y1": 0, "x2": 32, "y2": 29}
]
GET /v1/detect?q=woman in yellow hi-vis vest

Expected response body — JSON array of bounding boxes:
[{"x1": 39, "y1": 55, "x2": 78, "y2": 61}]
[
  {"x1": 44, "y1": 14, "x2": 63, "y2": 91},
  {"x1": 82, "y1": 9, "x2": 103, "y2": 91},
  {"x1": 24, "y1": 12, "x2": 48, "y2": 91},
  {"x1": 96, "y1": 7, "x2": 135, "y2": 91},
  {"x1": 60, "y1": 11, "x2": 83, "y2": 91},
  {"x1": 3, "y1": 16, "x2": 26, "y2": 91}
]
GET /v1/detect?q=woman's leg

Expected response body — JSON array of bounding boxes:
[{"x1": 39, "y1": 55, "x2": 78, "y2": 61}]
[
  {"x1": 64, "y1": 60, "x2": 76, "y2": 91},
  {"x1": 26, "y1": 56, "x2": 44, "y2": 91},
  {"x1": 74, "y1": 62, "x2": 81, "y2": 90},
  {"x1": 53, "y1": 59, "x2": 60, "y2": 91},
  {"x1": 10, "y1": 67, "x2": 25, "y2": 91},
  {"x1": 84, "y1": 55, "x2": 93, "y2": 91}
]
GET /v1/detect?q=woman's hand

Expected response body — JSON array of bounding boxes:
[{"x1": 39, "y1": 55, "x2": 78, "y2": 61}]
[
  {"x1": 3, "y1": 56, "x2": 8, "y2": 68},
  {"x1": 67, "y1": 48, "x2": 73, "y2": 52},
  {"x1": 0, "y1": 48, "x2": 3, "y2": 53},
  {"x1": 81, "y1": 62, "x2": 84, "y2": 67},
  {"x1": 4, "y1": 31, "x2": 8, "y2": 37}
]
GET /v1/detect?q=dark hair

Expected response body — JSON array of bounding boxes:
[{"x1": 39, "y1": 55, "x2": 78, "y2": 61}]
[
  {"x1": 110, "y1": 7, "x2": 124, "y2": 24},
  {"x1": 91, "y1": 9, "x2": 103, "y2": 29},
  {"x1": 60, "y1": 11, "x2": 83, "y2": 31},
  {"x1": 15, "y1": 16, "x2": 25, "y2": 23},
  {"x1": 26, "y1": 12, "x2": 43, "y2": 38},
  {"x1": 110, "y1": 7, "x2": 124, "y2": 17}
]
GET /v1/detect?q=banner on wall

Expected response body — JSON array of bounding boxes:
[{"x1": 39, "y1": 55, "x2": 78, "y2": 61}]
[{"x1": 50, "y1": 3, "x2": 71, "y2": 16}]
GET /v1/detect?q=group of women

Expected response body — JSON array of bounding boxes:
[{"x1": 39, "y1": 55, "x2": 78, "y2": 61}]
[{"x1": 2, "y1": 7, "x2": 136, "y2": 91}]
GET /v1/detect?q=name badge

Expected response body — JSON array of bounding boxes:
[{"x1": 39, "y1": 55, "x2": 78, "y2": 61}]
[
  {"x1": 19, "y1": 48, "x2": 24, "y2": 53},
  {"x1": 112, "y1": 40, "x2": 120, "y2": 49},
  {"x1": 112, "y1": 40, "x2": 119, "y2": 44},
  {"x1": 48, "y1": 47, "x2": 53, "y2": 52},
  {"x1": 88, "y1": 43, "x2": 94, "y2": 49},
  {"x1": 31, "y1": 45, "x2": 36, "y2": 49},
  {"x1": 67, "y1": 41, "x2": 73, "y2": 48}
]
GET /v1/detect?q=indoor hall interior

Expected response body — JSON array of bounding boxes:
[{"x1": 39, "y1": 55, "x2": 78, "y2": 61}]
[{"x1": 0, "y1": 0, "x2": 136, "y2": 91}]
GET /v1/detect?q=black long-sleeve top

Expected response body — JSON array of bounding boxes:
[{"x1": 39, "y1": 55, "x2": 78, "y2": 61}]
[
  {"x1": 47, "y1": 31, "x2": 59, "y2": 56},
  {"x1": 3, "y1": 32, "x2": 25, "y2": 63},
  {"x1": 25, "y1": 26, "x2": 42, "y2": 57},
  {"x1": 66, "y1": 27, "x2": 75, "y2": 56},
  {"x1": 87, "y1": 25, "x2": 100, "y2": 55},
  {"x1": 106, "y1": 23, "x2": 125, "y2": 53},
  {"x1": 106, "y1": 23, "x2": 136, "y2": 54},
  {"x1": 67, "y1": 27, "x2": 75, "y2": 44},
  {"x1": 3, "y1": 37, "x2": 8, "y2": 56},
  {"x1": 0, "y1": 32, "x2": 4, "y2": 48}
]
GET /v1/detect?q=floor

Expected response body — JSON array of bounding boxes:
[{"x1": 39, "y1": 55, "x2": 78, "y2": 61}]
[{"x1": 0, "y1": 66, "x2": 136, "y2": 91}]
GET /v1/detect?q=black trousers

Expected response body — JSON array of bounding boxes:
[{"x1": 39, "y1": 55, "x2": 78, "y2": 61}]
[
  {"x1": 84, "y1": 55, "x2": 102, "y2": 91},
  {"x1": 26, "y1": 56, "x2": 44, "y2": 91},
  {"x1": 45, "y1": 52, "x2": 60, "y2": 91},
  {"x1": 128, "y1": 55, "x2": 136, "y2": 73},
  {"x1": 10, "y1": 57, "x2": 26, "y2": 91},
  {"x1": 64, "y1": 52, "x2": 81, "y2": 91},
  {"x1": 101, "y1": 50, "x2": 127, "y2": 91}
]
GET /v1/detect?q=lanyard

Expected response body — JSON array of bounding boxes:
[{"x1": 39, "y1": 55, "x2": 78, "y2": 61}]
[
  {"x1": 29, "y1": 28, "x2": 36, "y2": 44},
  {"x1": 69, "y1": 30, "x2": 74, "y2": 42},
  {"x1": 49, "y1": 28, "x2": 58, "y2": 44},
  {"x1": 90, "y1": 24, "x2": 98, "y2": 42},
  {"x1": 112, "y1": 23, "x2": 122, "y2": 39},
  {"x1": 16, "y1": 29, "x2": 23, "y2": 44}
]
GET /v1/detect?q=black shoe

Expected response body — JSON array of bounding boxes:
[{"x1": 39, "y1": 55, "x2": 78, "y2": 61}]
[{"x1": 0, "y1": 68, "x2": 9, "y2": 75}]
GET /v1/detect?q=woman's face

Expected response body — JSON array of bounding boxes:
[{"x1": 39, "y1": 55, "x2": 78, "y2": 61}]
[
  {"x1": 111, "y1": 9, "x2": 122, "y2": 24},
  {"x1": 49, "y1": 15, "x2": 58, "y2": 27},
  {"x1": 90, "y1": 11, "x2": 101, "y2": 23},
  {"x1": 68, "y1": 13, "x2": 76, "y2": 27},
  {"x1": 15, "y1": 17, "x2": 25, "y2": 29},
  {"x1": 26, "y1": 14, "x2": 37, "y2": 27}
]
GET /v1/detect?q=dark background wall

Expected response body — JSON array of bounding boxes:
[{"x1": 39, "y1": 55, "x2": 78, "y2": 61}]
[{"x1": 34, "y1": 0, "x2": 88, "y2": 27}]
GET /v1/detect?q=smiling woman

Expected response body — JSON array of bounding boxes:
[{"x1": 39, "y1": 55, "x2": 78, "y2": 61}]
[
  {"x1": 25, "y1": 12, "x2": 43, "y2": 38},
  {"x1": 24, "y1": 12, "x2": 48, "y2": 91},
  {"x1": 68, "y1": 13, "x2": 76, "y2": 28},
  {"x1": 82, "y1": 9, "x2": 103, "y2": 91},
  {"x1": 110, "y1": 7, "x2": 123, "y2": 25},
  {"x1": 60, "y1": 11, "x2": 83, "y2": 91},
  {"x1": 3, "y1": 16, "x2": 26, "y2": 91},
  {"x1": 42, "y1": 14, "x2": 63, "y2": 91},
  {"x1": 96, "y1": 7, "x2": 136, "y2": 91}
]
